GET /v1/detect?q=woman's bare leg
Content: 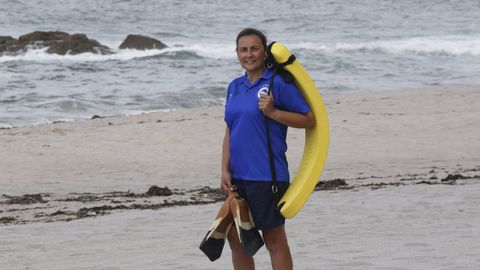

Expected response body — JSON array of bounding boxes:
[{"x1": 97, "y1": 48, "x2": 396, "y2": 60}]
[
  {"x1": 262, "y1": 225, "x2": 292, "y2": 270},
  {"x1": 227, "y1": 225, "x2": 255, "y2": 270}
]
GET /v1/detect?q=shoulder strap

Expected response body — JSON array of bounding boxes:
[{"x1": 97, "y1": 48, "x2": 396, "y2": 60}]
[
  {"x1": 265, "y1": 69, "x2": 278, "y2": 195},
  {"x1": 264, "y1": 42, "x2": 297, "y2": 201}
]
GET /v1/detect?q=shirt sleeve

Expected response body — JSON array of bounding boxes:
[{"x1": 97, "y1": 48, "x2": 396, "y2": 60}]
[
  {"x1": 273, "y1": 77, "x2": 310, "y2": 114},
  {"x1": 224, "y1": 82, "x2": 233, "y2": 124},
  {"x1": 226, "y1": 84, "x2": 232, "y2": 102}
]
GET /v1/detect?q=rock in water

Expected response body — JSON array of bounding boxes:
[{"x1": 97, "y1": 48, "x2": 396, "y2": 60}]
[
  {"x1": 119, "y1": 34, "x2": 167, "y2": 50},
  {"x1": 19, "y1": 31, "x2": 70, "y2": 43},
  {"x1": 1, "y1": 31, "x2": 113, "y2": 55},
  {"x1": 0, "y1": 36, "x2": 21, "y2": 53},
  {"x1": 47, "y1": 33, "x2": 113, "y2": 55}
]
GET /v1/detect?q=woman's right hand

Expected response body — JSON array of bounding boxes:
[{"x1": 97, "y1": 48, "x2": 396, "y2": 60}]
[{"x1": 221, "y1": 171, "x2": 233, "y2": 193}]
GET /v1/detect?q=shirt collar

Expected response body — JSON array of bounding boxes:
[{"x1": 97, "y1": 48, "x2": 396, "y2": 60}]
[{"x1": 240, "y1": 68, "x2": 273, "y2": 87}]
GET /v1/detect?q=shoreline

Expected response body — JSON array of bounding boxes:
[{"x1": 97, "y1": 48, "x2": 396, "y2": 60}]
[
  {"x1": 2, "y1": 84, "x2": 479, "y2": 225},
  {"x1": 1, "y1": 78, "x2": 480, "y2": 270},
  {"x1": 1, "y1": 85, "x2": 479, "y2": 195},
  {"x1": 1, "y1": 83, "x2": 477, "y2": 130}
]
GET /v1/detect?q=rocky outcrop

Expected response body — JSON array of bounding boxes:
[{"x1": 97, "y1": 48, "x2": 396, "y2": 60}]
[
  {"x1": 0, "y1": 31, "x2": 113, "y2": 55},
  {"x1": 119, "y1": 34, "x2": 167, "y2": 50},
  {"x1": 46, "y1": 33, "x2": 113, "y2": 55},
  {"x1": 19, "y1": 31, "x2": 70, "y2": 44},
  {"x1": 1, "y1": 32, "x2": 168, "y2": 56},
  {"x1": 0, "y1": 36, "x2": 22, "y2": 53}
]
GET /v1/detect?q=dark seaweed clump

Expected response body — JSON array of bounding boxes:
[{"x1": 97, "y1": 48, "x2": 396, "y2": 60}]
[
  {"x1": 315, "y1": 179, "x2": 348, "y2": 190},
  {"x1": 145, "y1": 185, "x2": 173, "y2": 196},
  {"x1": 0, "y1": 216, "x2": 16, "y2": 224},
  {"x1": 3, "y1": 194, "x2": 47, "y2": 204}
]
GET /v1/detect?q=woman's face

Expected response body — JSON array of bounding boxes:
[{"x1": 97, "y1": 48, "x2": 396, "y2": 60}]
[{"x1": 236, "y1": 35, "x2": 266, "y2": 74}]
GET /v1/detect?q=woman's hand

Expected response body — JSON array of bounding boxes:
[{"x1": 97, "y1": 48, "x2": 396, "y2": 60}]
[
  {"x1": 259, "y1": 94, "x2": 315, "y2": 128},
  {"x1": 258, "y1": 94, "x2": 276, "y2": 117},
  {"x1": 220, "y1": 171, "x2": 233, "y2": 193}
]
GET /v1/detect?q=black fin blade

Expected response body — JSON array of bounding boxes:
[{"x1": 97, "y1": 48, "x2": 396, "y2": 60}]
[
  {"x1": 199, "y1": 231, "x2": 225, "y2": 262},
  {"x1": 239, "y1": 228, "x2": 264, "y2": 256}
]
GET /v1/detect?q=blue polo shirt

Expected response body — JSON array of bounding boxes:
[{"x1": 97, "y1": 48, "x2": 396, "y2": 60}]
[{"x1": 224, "y1": 68, "x2": 310, "y2": 182}]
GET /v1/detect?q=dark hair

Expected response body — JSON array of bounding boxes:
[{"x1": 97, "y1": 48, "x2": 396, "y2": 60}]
[{"x1": 235, "y1": 28, "x2": 267, "y2": 51}]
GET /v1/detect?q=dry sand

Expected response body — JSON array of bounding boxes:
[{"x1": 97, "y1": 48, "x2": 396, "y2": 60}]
[{"x1": 1, "y1": 85, "x2": 480, "y2": 269}]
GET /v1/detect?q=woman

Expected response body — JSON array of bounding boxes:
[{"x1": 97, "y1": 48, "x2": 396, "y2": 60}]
[{"x1": 221, "y1": 28, "x2": 315, "y2": 270}]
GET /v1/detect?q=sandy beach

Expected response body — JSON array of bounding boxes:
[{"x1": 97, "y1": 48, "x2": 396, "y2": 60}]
[{"x1": 1, "y1": 86, "x2": 480, "y2": 269}]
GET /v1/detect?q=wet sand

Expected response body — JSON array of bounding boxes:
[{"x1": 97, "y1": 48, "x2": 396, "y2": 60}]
[{"x1": 1, "y1": 183, "x2": 479, "y2": 269}]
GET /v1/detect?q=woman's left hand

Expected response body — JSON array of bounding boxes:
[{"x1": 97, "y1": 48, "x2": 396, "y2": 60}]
[{"x1": 258, "y1": 94, "x2": 275, "y2": 117}]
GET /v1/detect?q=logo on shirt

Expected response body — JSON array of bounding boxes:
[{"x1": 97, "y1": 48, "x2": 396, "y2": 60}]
[{"x1": 257, "y1": 84, "x2": 269, "y2": 98}]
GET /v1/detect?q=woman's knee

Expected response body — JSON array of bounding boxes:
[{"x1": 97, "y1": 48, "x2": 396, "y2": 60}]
[
  {"x1": 263, "y1": 226, "x2": 289, "y2": 252},
  {"x1": 265, "y1": 237, "x2": 288, "y2": 253}
]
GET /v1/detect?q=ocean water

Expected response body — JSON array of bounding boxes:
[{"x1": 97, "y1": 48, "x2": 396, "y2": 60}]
[{"x1": 1, "y1": 0, "x2": 479, "y2": 127}]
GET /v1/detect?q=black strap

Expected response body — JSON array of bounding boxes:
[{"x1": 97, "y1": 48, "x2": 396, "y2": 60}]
[
  {"x1": 278, "y1": 54, "x2": 296, "y2": 67},
  {"x1": 265, "y1": 68, "x2": 278, "y2": 195},
  {"x1": 264, "y1": 42, "x2": 297, "y2": 202}
]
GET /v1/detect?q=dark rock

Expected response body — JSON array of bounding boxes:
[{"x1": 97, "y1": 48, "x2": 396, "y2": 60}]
[
  {"x1": 47, "y1": 33, "x2": 113, "y2": 55},
  {"x1": 145, "y1": 185, "x2": 173, "y2": 196},
  {"x1": 19, "y1": 31, "x2": 70, "y2": 43},
  {"x1": 1, "y1": 31, "x2": 113, "y2": 55},
  {"x1": 119, "y1": 34, "x2": 167, "y2": 50},
  {"x1": 0, "y1": 36, "x2": 21, "y2": 53},
  {"x1": 0, "y1": 36, "x2": 17, "y2": 44}
]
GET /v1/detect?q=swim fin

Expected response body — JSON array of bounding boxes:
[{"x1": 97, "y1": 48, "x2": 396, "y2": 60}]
[
  {"x1": 230, "y1": 196, "x2": 264, "y2": 256},
  {"x1": 199, "y1": 194, "x2": 234, "y2": 261}
]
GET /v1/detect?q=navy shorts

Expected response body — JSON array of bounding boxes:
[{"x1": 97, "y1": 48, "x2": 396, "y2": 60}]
[{"x1": 232, "y1": 179, "x2": 290, "y2": 231}]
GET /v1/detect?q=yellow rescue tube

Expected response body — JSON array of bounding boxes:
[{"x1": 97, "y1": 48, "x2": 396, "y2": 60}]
[{"x1": 271, "y1": 42, "x2": 330, "y2": 219}]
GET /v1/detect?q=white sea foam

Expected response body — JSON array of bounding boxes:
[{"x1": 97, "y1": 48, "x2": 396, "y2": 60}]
[
  {"x1": 286, "y1": 36, "x2": 480, "y2": 56},
  {"x1": 336, "y1": 36, "x2": 480, "y2": 56},
  {"x1": 0, "y1": 47, "x2": 170, "y2": 63},
  {"x1": 1, "y1": 36, "x2": 477, "y2": 64},
  {"x1": 178, "y1": 43, "x2": 236, "y2": 59},
  {"x1": 0, "y1": 41, "x2": 236, "y2": 63},
  {"x1": 0, "y1": 124, "x2": 13, "y2": 129},
  {"x1": 122, "y1": 108, "x2": 176, "y2": 117},
  {"x1": 289, "y1": 42, "x2": 331, "y2": 52},
  {"x1": 11, "y1": 118, "x2": 77, "y2": 128}
]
